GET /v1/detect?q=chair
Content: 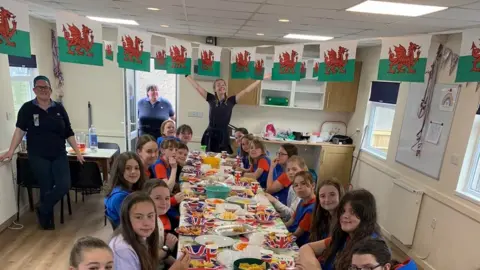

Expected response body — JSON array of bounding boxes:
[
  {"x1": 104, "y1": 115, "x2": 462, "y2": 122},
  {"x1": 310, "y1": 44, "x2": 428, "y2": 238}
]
[
  {"x1": 70, "y1": 161, "x2": 103, "y2": 203},
  {"x1": 16, "y1": 158, "x2": 72, "y2": 224},
  {"x1": 98, "y1": 142, "x2": 120, "y2": 170}
]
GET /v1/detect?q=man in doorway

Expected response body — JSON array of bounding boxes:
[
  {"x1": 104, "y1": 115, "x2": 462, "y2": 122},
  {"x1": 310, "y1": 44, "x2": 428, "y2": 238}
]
[{"x1": 137, "y1": 85, "x2": 175, "y2": 139}]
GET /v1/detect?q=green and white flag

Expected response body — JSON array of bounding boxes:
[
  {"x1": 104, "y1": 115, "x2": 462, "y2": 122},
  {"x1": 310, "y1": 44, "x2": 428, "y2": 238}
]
[
  {"x1": 0, "y1": 0, "x2": 31, "y2": 57},
  {"x1": 152, "y1": 45, "x2": 167, "y2": 70},
  {"x1": 378, "y1": 35, "x2": 431, "y2": 82},
  {"x1": 231, "y1": 47, "x2": 255, "y2": 79},
  {"x1": 300, "y1": 61, "x2": 307, "y2": 79},
  {"x1": 166, "y1": 38, "x2": 192, "y2": 75},
  {"x1": 456, "y1": 28, "x2": 480, "y2": 82},
  {"x1": 197, "y1": 44, "x2": 221, "y2": 77},
  {"x1": 312, "y1": 59, "x2": 320, "y2": 78},
  {"x1": 117, "y1": 27, "x2": 151, "y2": 72},
  {"x1": 252, "y1": 53, "x2": 266, "y2": 80},
  {"x1": 272, "y1": 44, "x2": 303, "y2": 81},
  {"x1": 319, "y1": 40, "x2": 357, "y2": 82},
  {"x1": 104, "y1": 41, "x2": 115, "y2": 61},
  {"x1": 56, "y1": 11, "x2": 103, "y2": 66}
]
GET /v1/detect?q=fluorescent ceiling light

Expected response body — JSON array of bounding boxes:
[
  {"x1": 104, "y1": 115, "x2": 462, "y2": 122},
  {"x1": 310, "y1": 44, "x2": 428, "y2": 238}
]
[
  {"x1": 346, "y1": 0, "x2": 447, "y2": 17},
  {"x1": 284, "y1": 34, "x2": 333, "y2": 41},
  {"x1": 87, "y1": 16, "x2": 139, "y2": 25},
  {"x1": 256, "y1": 33, "x2": 264, "y2": 36},
  {"x1": 160, "y1": 24, "x2": 169, "y2": 28},
  {"x1": 147, "y1": 7, "x2": 161, "y2": 11},
  {"x1": 278, "y1": 19, "x2": 290, "y2": 22}
]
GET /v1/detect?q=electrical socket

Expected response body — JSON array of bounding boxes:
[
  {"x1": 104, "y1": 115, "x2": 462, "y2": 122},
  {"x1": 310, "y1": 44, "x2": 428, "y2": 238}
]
[
  {"x1": 451, "y1": 154, "x2": 460, "y2": 166},
  {"x1": 188, "y1": 111, "x2": 203, "y2": 118},
  {"x1": 430, "y1": 218, "x2": 437, "y2": 229},
  {"x1": 356, "y1": 128, "x2": 361, "y2": 132}
]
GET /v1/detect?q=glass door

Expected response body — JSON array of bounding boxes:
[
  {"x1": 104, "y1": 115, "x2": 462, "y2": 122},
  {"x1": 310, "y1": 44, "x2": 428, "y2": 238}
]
[{"x1": 124, "y1": 69, "x2": 138, "y2": 151}]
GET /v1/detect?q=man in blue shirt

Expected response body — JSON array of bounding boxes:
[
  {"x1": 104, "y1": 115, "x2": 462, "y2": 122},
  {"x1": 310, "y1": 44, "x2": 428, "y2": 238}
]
[{"x1": 137, "y1": 85, "x2": 175, "y2": 139}]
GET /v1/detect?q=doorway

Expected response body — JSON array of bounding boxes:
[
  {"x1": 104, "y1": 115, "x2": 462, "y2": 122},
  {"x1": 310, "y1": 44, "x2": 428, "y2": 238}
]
[{"x1": 123, "y1": 59, "x2": 178, "y2": 151}]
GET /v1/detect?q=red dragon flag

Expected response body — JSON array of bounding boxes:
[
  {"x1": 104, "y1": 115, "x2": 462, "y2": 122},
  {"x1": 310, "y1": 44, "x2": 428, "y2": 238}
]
[
  {"x1": 319, "y1": 40, "x2": 357, "y2": 82},
  {"x1": 456, "y1": 28, "x2": 480, "y2": 82},
  {"x1": 0, "y1": 0, "x2": 31, "y2": 57},
  {"x1": 117, "y1": 27, "x2": 151, "y2": 72},
  {"x1": 312, "y1": 59, "x2": 320, "y2": 78},
  {"x1": 56, "y1": 11, "x2": 103, "y2": 66},
  {"x1": 378, "y1": 35, "x2": 431, "y2": 82},
  {"x1": 251, "y1": 53, "x2": 267, "y2": 80},
  {"x1": 166, "y1": 37, "x2": 192, "y2": 75},
  {"x1": 197, "y1": 44, "x2": 221, "y2": 77},
  {"x1": 272, "y1": 44, "x2": 304, "y2": 81},
  {"x1": 230, "y1": 47, "x2": 256, "y2": 79},
  {"x1": 104, "y1": 41, "x2": 115, "y2": 62},
  {"x1": 152, "y1": 45, "x2": 167, "y2": 70}
]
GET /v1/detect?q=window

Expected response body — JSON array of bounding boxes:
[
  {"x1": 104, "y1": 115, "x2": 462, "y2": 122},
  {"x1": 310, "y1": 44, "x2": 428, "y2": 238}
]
[
  {"x1": 362, "y1": 81, "x2": 400, "y2": 159},
  {"x1": 9, "y1": 66, "x2": 38, "y2": 117},
  {"x1": 457, "y1": 109, "x2": 480, "y2": 202}
]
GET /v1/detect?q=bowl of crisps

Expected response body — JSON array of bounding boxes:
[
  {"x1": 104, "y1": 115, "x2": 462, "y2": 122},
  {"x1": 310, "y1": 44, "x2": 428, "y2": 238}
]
[
  {"x1": 189, "y1": 259, "x2": 222, "y2": 270},
  {"x1": 183, "y1": 244, "x2": 207, "y2": 259},
  {"x1": 234, "y1": 258, "x2": 270, "y2": 270},
  {"x1": 263, "y1": 232, "x2": 296, "y2": 250},
  {"x1": 185, "y1": 201, "x2": 206, "y2": 211},
  {"x1": 184, "y1": 216, "x2": 206, "y2": 226},
  {"x1": 255, "y1": 209, "x2": 276, "y2": 224}
]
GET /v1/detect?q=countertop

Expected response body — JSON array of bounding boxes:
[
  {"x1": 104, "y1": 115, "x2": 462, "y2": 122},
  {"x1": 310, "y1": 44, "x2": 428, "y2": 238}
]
[{"x1": 230, "y1": 136, "x2": 355, "y2": 148}]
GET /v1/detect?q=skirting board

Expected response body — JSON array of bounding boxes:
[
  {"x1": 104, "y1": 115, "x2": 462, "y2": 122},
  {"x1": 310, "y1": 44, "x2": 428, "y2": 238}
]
[{"x1": 0, "y1": 203, "x2": 29, "y2": 234}]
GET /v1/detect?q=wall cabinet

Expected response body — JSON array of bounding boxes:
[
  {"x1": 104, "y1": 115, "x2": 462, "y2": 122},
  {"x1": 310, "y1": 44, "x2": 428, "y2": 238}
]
[
  {"x1": 323, "y1": 61, "x2": 362, "y2": 112},
  {"x1": 227, "y1": 77, "x2": 260, "y2": 106},
  {"x1": 317, "y1": 145, "x2": 354, "y2": 188}
]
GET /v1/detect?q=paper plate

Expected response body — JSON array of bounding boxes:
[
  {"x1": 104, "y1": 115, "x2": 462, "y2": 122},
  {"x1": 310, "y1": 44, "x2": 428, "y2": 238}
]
[{"x1": 195, "y1": 235, "x2": 235, "y2": 248}]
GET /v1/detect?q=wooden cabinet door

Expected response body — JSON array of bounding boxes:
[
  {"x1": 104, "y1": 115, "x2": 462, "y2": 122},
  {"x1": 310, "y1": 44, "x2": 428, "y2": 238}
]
[
  {"x1": 227, "y1": 78, "x2": 260, "y2": 106},
  {"x1": 324, "y1": 61, "x2": 362, "y2": 112},
  {"x1": 317, "y1": 146, "x2": 354, "y2": 188}
]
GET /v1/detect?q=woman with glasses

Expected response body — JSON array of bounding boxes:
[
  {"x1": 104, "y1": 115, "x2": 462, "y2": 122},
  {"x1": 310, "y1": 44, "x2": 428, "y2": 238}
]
[
  {"x1": 265, "y1": 143, "x2": 298, "y2": 205},
  {"x1": 137, "y1": 85, "x2": 175, "y2": 139},
  {"x1": 350, "y1": 238, "x2": 417, "y2": 270},
  {"x1": 0, "y1": 75, "x2": 84, "y2": 230}
]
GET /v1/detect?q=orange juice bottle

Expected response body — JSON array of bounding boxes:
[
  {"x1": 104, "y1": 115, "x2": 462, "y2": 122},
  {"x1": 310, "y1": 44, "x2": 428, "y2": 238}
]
[{"x1": 203, "y1": 156, "x2": 221, "y2": 169}]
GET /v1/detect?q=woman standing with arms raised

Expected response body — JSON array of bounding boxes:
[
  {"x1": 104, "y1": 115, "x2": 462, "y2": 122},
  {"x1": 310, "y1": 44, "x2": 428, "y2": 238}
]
[{"x1": 185, "y1": 74, "x2": 268, "y2": 153}]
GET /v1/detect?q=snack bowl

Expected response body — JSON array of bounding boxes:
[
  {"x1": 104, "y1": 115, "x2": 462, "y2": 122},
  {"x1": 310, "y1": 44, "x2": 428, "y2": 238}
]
[
  {"x1": 189, "y1": 259, "x2": 222, "y2": 270},
  {"x1": 183, "y1": 244, "x2": 207, "y2": 259},
  {"x1": 263, "y1": 232, "x2": 296, "y2": 250},
  {"x1": 255, "y1": 209, "x2": 276, "y2": 223},
  {"x1": 185, "y1": 216, "x2": 206, "y2": 226},
  {"x1": 205, "y1": 198, "x2": 225, "y2": 206},
  {"x1": 191, "y1": 185, "x2": 206, "y2": 194},
  {"x1": 185, "y1": 201, "x2": 206, "y2": 211},
  {"x1": 233, "y1": 258, "x2": 270, "y2": 270},
  {"x1": 185, "y1": 209, "x2": 205, "y2": 218}
]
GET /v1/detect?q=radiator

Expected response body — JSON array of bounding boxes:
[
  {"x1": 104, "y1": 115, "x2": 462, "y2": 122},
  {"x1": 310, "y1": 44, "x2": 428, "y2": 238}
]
[{"x1": 385, "y1": 179, "x2": 424, "y2": 246}]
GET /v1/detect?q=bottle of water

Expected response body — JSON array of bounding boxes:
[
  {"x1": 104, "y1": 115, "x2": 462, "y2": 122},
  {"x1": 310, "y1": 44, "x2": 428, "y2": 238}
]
[{"x1": 88, "y1": 125, "x2": 98, "y2": 152}]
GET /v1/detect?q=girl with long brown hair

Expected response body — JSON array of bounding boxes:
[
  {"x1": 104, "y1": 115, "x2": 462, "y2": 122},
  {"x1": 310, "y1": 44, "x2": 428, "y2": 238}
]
[
  {"x1": 244, "y1": 138, "x2": 270, "y2": 189},
  {"x1": 136, "y1": 135, "x2": 158, "y2": 178}
]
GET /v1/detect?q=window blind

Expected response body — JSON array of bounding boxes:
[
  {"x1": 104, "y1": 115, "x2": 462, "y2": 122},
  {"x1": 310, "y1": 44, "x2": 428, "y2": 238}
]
[
  {"x1": 369, "y1": 81, "x2": 400, "y2": 105},
  {"x1": 8, "y1": 55, "x2": 37, "y2": 68}
]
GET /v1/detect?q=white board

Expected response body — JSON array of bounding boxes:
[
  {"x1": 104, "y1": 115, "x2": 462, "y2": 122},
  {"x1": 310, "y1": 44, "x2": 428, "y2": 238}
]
[{"x1": 395, "y1": 83, "x2": 459, "y2": 179}]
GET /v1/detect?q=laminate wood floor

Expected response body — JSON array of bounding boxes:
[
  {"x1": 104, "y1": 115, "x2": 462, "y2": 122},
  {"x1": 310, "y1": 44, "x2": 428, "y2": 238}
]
[{"x1": 0, "y1": 193, "x2": 112, "y2": 270}]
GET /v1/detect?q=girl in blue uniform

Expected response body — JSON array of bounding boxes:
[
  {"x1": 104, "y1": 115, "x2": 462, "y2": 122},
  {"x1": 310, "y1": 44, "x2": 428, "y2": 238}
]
[
  {"x1": 309, "y1": 179, "x2": 344, "y2": 242},
  {"x1": 285, "y1": 171, "x2": 316, "y2": 247},
  {"x1": 244, "y1": 138, "x2": 270, "y2": 189},
  {"x1": 157, "y1": 120, "x2": 180, "y2": 145},
  {"x1": 296, "y1": 189, "x2": 381, "y2": 270},
  {"x1": 266, "y1": 143, "x2": 298, "y2": 205},
  {"x1": 351, "y1": 238, "x2": 418, "y2": 270},
  {"x1": 233, "y1": 127, "x2": 249, "y2": 156}
]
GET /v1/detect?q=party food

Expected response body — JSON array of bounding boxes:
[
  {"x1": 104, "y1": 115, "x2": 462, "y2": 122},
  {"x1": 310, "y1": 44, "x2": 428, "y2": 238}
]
[
  {"x1": 219, "y1": 212, "x2": 237, "y2": 221},
  {"x1": 238, "y1": 263, "x2": 267, "y2": 270},
  {"x1": 205, "y1": 198, "x2": 225, "y2": 205},
  {"x1": 264, "y1": 232, "x2": 296, "y2": 249},
  {"x1": 190, "y1": 260, "x2": 216, "y2": 268},
  {"x1": 232, "y1": 226, "x2": 246, "y2": 233},
  {"x1": 175, "y1": 226, "x2": 204, "y2": 236},
  {"x1": 240, "y1": 177, "x2": 256, "y2": 184},
  {"x1": 234, "y1": 242, "x2": 249, "y2": 251}
]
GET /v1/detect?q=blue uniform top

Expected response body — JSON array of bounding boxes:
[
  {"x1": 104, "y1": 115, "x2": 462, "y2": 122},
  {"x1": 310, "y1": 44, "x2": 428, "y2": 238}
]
[
  {"x1": 271, "y1": 165, "x2": 291, "y2": 205},
  {"x1": 157, "y1": 136, "x2": 180, "y2": 146},
  {"x1": 137, "y1": 97, "x2": 174, "y2": 131},
  {"x1": 394, "y1": 260, "x2": 418, "y2": 270},
  {"x1": 104, "y1": 187, "x2": 130, "y2": 228},
  {"x1": 251, "y1": 156, "x2": 271, "y2": 189},
  {"x1": 288, "y1": 197, "x2": 315, "y2": 247}
]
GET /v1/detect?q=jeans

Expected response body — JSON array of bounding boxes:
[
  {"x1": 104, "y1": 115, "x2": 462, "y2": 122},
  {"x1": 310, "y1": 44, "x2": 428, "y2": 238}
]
[{"x1": 28, "y1": 154, "x2": 71, "y2": 217}]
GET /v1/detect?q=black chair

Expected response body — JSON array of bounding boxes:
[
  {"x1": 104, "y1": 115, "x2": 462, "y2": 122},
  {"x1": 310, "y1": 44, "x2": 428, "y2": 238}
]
[
  {"x1": 70, "y1": 161, "x2": 103, "y2": 203},
  {"x1": 98, "y1": 142, "x2": 120, "y2": 170},
  {"x1": 16, "y1": 158, "x2": 72, "y2": 224}
]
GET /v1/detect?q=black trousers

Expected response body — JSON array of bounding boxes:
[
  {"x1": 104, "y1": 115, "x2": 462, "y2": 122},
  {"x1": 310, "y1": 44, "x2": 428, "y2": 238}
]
[{"x1": 201, "y1": 127, "x2": 233, "y2": 154}]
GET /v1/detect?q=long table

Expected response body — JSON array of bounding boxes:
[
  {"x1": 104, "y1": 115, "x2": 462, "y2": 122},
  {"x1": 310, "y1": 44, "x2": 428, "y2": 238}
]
[{"x1": 176, "y1": 174, "x2": 298, "y2": 269}]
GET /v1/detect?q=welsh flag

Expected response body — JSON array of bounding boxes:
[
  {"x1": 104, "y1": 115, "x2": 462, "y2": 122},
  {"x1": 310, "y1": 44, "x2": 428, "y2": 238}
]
[
  {"x1": 0, "y1": 0, "x2": 31, "y2": 57},
  {"x1": 231, "y1": 47, "x2": 255, "y2": 79},
  {"x1": 197, "y1": 44, "x2": 221, "y2": 77},
  {"x1": 166, "y1": 38, "x2": 192, "y2": 75},
  {"x1": 272, "y1": 44, "x2": 303, "y2": 81},
  {"x1": 378, "y1": 35, "x2": 431, "y2": 82},
  {"x1": 56, "y1": 11, "x2": 103, "y2": 66},
  {"x1": 117, "y1": 27, "x2": 151, "y2": 71},
  {"x1": 456, "y1": 28, "x2": 480, "y2": 82},
  {"x1": 300, "y1": 61, "x2": 307, "y2": 79},
  {"x1": 252, "y1": 53, "x2": 266, "y2": 80},
  {"x1": 312, "y1": 59, "x2": 320, "y2": 78},
  {"x1": 104, "y1": 41, "x2": 115, "y2": 61},
  {"x1": 152, "y1": 45, "x2": 167, "y2": 70},
  {"x1": 319, "y1": 40, "x2": 357, "y2": 82}
]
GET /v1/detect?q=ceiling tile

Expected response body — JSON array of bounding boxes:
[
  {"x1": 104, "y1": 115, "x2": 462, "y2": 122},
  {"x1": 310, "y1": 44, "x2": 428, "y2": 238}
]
[
  {"x1": 460, "y1": 1, "x2": 480, "y2": 9},
  {"x1": 187, "y1": 16, "x2": 246, "y2": 25},
  {"x1": 257, "y1": 5, "x2": 334, "y2": 18},
  {"x1": 313, "y1": 18, "x2": 389, "y2": 30},
  {"x1": 189, "y1": 31, "x2": 233, "y2": 37},
  {"x1": 189, "y1": 26, "x2": 237, "y2": 33},
  {"x1": 425, "y1": 8, "x2": 480, "y2": 22},
  {"x1": 390, "y1": 17, "x2": 480, "y2": 29},
  {"x1": 323, "y1": 10, "x2": 410, "y2": 23},
  {"x1": 266, "y1": 0, "x2": 364, "y2": 10},
  {"x1": 185, "y1": 0, "x2": 260, "y2": 12},
  {"x1": 250, "y1": 14, "x2": 326, "y2": 24},
  {"x1": 187, "y1": 8, "x2": 252, "y2": 19},
  {"x1": 389, "y1": 0, "x2": 477, "y2": 7},
  {"x1": 189, "y1": 23, "x2": 241, "y2": 30}
]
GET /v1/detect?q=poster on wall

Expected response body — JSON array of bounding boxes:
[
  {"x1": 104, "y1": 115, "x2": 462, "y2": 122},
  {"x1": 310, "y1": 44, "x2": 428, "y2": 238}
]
[
  {"x1": 166, "y1": 37, "x2": 192, "y2": 75},
  {"x1": 319, "y1": 40, "x2": 357, "y2": 82},
  {"x1": 197, "y1": 44, "x2": 221, "y2": 77},
  {"x1": 456, "y1": 28, "x2": 480, "y2": 82},
  {"x1": 104, "y1": 41, "x2": 115, "y2": 62},
  {"x1": 439, "y1": 87, "x2": 458, "y2": 112},
  {"x1": 56, "y1": 11, "x2": 103, "y2": 66},
  {"x1": 152, "y1": 45, "x2": 167, "y2": 70},
  {"x1": 0, "y1": 0, "x2": 31, "y2": 57},
  {"x1": 117, "y1": 27, "x2": 151, "y2": 72},
  {"x1": 272, "y1": 44, "x2": 303, "y2": 81},
  {"x1": 230, "y1": 47, "x2": 256, "y2": 79},
  {"x1": 377, "y1": 35, "x2": 431, "y2": 82}
]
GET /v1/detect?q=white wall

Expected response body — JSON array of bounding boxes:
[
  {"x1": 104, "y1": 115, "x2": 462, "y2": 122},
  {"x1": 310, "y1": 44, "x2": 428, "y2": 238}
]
[{"x1": 349, "y1": 34, "x2": 480, "y2": 270}]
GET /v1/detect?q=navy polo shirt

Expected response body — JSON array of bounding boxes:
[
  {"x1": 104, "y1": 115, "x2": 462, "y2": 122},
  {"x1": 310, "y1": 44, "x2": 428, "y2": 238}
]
[
  {"x1": 16, "y1": 99, "x2": 74, "y2": 158},
  {"x1": 206, "y1": 93, "x2": 236, "y2": 129},
  {"x1": 137, "y1": 97, "x2": 174, "y2": 130}
]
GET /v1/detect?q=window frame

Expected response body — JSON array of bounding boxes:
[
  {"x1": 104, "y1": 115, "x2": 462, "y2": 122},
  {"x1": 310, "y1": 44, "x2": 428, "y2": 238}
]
[
  {"x1": 457, "y1": 115, "x2": 480, "y2": 203},
  {"x1": 9, "y1": 66, "x2": 38, "y2": 117},
  {"x1": 362, "y1": 101, "x2": 396, "y2": 160}
]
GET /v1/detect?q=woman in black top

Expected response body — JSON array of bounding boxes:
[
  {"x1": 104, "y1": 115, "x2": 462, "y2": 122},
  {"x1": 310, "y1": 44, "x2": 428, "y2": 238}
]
[
  {"x1": 185, "y1": 74, "x2": 269, "y2": 153},
  {"x1": 0, "y1": 75, "x2": 84, "y2": 230}
]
